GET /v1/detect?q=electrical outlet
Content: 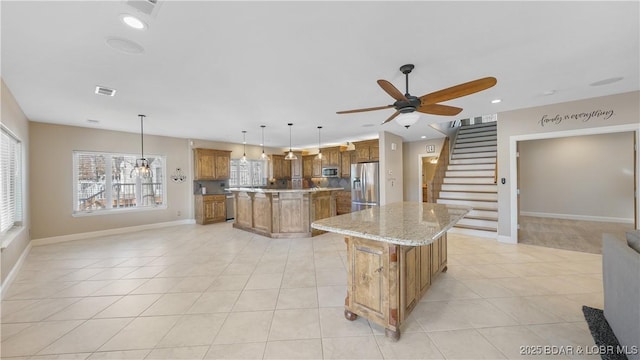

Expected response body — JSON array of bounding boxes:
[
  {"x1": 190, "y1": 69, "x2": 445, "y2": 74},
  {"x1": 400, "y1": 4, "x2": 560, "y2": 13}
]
[{"x1": 177, "y1": 210, "x2": 181, "y2": 217}]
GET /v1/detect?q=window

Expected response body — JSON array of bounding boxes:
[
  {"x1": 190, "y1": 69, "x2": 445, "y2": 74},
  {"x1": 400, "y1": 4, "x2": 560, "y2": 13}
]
[
  {"x1": 229, "y1": 159, "x2": 266, "y2": 187},
  {"x1": 1, "y1": 126, "x2": 22, "y2": 233},
  {"x1": 73, "y1": 151, "x2": 166, "y2": 214}
]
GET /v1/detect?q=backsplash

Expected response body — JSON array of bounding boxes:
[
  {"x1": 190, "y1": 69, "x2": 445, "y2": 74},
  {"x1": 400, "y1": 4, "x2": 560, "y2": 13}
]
[{"x1": 194, "y1": 180, "x2": 228, "y2": 195}]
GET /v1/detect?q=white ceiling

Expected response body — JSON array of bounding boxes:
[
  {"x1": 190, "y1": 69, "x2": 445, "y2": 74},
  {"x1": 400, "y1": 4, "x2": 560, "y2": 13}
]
[{"x1": 2, "y1": 1, "x2": 638, "y2": 150}]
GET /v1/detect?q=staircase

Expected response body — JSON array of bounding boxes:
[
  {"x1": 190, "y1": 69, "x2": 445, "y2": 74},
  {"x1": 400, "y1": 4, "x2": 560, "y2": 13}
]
[{"x1": 437, "y1": 122, "x2": 498, "y2": 238}]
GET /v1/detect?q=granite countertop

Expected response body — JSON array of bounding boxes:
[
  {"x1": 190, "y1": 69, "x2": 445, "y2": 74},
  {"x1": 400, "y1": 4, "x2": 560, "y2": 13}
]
[
  {"x1": 311, "y1": 202, "x2": 471, "y2": 246},
  {"x1": 226, "y1": 187, "x2": 344, "y2": 193}
]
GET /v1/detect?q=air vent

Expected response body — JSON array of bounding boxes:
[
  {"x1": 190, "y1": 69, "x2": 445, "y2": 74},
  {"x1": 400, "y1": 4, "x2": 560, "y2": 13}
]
[
  {"x1": 95, "y1": 86, "x2": 116, "y2": 97},
  {"x1": 125, "y1": 0, "x2": 161, "y2": 17}
]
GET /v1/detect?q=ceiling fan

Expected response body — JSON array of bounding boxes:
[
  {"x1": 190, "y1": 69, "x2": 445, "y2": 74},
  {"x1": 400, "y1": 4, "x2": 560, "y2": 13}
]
[{"x1": 337, "y1": 64, "x2": 497, "y2": 128}]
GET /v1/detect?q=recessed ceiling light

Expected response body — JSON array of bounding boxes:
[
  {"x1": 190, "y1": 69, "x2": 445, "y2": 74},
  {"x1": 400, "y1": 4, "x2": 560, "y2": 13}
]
[
  {"x1": 491, "y1": 99, "x2": 502, "y2": 104},
  {"x1": 590, "y1": 77, "x2": 623, "y2": 86},
  {"x1": 121, "y1": 14, "x2": 147, "y2": 30},
  {"x1": 362, "y1": 124, "x2": 375, "y2": 128},
  {"x1": 87, "y1": 119, "x2": 100, "y2": 124},
  {"x1": 421, "y1": 135, "x2": 426, "y2": 139},
  {"x1": 542, "y1": 90, "x2": 556, "y2": 96}
]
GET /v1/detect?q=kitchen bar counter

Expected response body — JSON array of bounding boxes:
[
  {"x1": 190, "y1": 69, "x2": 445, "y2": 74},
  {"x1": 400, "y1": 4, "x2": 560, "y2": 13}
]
[
  {"x1": 227, "y1": 187, "x2": 343, "y2": 238},
  {"x1": 311, "y1": 202, "x2": 470, "y2": 341}
]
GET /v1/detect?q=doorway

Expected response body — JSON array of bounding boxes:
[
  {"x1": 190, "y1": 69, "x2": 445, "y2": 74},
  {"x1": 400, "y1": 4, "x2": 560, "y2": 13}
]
[
  {"x1": 514, "y1": 130, "x2": 637, "y2": 253},
  {"x1": 418, "y1": 155, "x2": 439, "y2": 202}
]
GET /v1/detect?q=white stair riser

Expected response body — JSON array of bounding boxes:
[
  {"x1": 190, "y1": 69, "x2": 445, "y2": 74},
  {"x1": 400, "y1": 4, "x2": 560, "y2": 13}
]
[
  {"x1": 453, "y1": 146, "x2": 497, "y2": 154},
  {"x1": 451, "y1": 151, "x2": 497, "y2": 159},
  {"x1": 440, "y1": 192, "x2": 497, "y2": 201},
  {"x1": 467, "y1": 209, "x2": 498, "y2": 219},
  {"x1": 443, "y1": 177, "x2": 496, "y2": 184},
  {"x1": 441, "y1": 184, "x2": 497, "y2": 192},
  {"x1": 449, "y1": 157, "x2": 496, "y2": 165},
  {"x1": 458, "y1": 218, "x2": 498, "y2": 229},
  {"x1": 457, "y1": 135, "x2": 497, "y2": 143},
  {"x1": 449, "y1": 227, "x2": 498, "y2": 238},
  {"x1": 457, "y1": 131, "x2": 497, "y2": 140},
  {"x1": 456, "y1": 127, "x2": 498, "y2": 138},
  {"x1": 437, "y1": 198, "x2": 499, "y2": 210},
  {"x1": 446, "y1": 170, "x2": 495, "y2": 177},
  {"x1": 448, "y1": 164, "x2": 496, "y2": 171},
  {"x1": 455, "y1": 140, "x2": 497, "y2": 149},
  {"x1": 458, "y1": 125, "x2": 497, "y2": 134}
]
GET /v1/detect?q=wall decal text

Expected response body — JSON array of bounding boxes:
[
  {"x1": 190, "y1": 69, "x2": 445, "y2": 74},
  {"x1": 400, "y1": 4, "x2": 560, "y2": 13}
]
[{"x1": 538, "y1": 109, "x2": 615, "y2": 127}]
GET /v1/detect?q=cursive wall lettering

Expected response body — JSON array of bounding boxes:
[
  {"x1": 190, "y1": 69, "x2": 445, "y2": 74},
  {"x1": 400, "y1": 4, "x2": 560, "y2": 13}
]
[{"x1": 538, "y1": 109, "x2": 615, "y2": 127}]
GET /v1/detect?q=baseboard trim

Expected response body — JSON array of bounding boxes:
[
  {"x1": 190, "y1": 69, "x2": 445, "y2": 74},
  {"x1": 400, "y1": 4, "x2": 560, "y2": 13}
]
[
  {"x1": 31, "y1": 219, "x2": 196, "y2": 247},
  {"x1": 1, "y1": 242, "x2": 32, "y2": 299},
  {"x1": 498, "y1": 235, "x2": 517, "y2": 244},
  {"x1": 520, "y1": 211, "x2": 633, "y2": 224}
]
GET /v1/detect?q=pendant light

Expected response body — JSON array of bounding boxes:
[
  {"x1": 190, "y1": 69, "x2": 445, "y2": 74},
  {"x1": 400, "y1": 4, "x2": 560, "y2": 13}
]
[
  {"x1": 134, "y1": 114, "x2": 151, "y2": 179},
  {"x1": 316, "y1": 126, "x2": 323, "y2": 160},
  {"x1": 260, "y1": 125, "x2": 269, "y2": 160},
  {"x1": 240, "y1": 130, "x2": 248, "y2": 163},
  {"x1": 284, "y1": 123, "x2": 297, "y2": 160}
]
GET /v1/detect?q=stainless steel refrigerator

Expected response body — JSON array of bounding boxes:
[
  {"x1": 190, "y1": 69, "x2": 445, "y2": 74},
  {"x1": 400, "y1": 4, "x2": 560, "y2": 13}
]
[{"x1": 351, "y1": 162, "x2": 380, "y2": 211}]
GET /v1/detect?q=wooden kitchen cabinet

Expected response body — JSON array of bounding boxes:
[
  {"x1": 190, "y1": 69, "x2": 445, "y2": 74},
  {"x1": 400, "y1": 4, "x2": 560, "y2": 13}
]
[
  {"x1": 195, "y1": 194, "x2": 226, "y2": 224},
  {"x1": 353, "y1": 140, "x2": 379, "y2": 163},
  {"x1": 269, "y1": 154, "x2": 290, "y2": 179},
  {"x1": 303, "y1": 155, "x2": 322, "y2": 178},
  {"x1": 341, "y1": 150, "x2": 354, "y2": 178},
  {"x1": 322, "y1": 146, "x2": 341, "y2": 167},
  {"x1": 336, "y1": 190, "x2": 352, "y2": 215},
  {"x1": 344, "y1": 233, "x2": 447, "y2": 339},
  {"x1": 193, "y1": 148, "x2": 231, "y2": 180}
]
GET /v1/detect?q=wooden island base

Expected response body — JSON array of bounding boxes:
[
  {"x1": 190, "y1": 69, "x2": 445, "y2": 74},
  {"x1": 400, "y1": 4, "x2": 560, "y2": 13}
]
[{"x1": 343, "y1": 233, "x2": 447, "y2": 341}]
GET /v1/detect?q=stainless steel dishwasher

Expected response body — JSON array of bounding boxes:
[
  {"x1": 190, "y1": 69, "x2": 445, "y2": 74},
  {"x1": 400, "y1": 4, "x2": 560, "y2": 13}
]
[{"x1": 225, "y1": 193, "x2": 234, "y2": 221}]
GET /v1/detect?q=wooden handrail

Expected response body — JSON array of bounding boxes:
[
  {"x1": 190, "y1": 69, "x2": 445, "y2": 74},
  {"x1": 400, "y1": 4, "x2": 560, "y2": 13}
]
[{"x1": 494, "y1": 160, "x2": 498, "y2": 184}]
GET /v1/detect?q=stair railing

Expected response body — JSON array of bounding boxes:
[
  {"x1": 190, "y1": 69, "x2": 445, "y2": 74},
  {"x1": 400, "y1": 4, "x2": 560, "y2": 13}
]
[{"x1": 427, "y1": 137, "x2": 451, "y2": 203}]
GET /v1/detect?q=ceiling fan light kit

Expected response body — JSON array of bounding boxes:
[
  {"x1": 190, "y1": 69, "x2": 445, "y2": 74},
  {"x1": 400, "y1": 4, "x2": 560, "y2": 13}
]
[{"x1": 337, "y1": 64, "x2": 497, "y2": 128}]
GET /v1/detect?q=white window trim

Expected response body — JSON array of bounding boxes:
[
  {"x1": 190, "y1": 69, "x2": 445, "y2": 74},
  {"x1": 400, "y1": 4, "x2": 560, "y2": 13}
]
[
  {"x1": 0, "y1": 125, "x2": 23, "y2": 243},
  {"x1": 72, "y1": 150, "x2": 167, "y2": 215}
]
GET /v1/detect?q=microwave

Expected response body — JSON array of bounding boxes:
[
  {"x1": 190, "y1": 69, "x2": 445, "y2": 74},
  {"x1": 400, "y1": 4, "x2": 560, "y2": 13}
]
[{"x1": 321, "y1": 166, "x2": 339, "y2": 177}]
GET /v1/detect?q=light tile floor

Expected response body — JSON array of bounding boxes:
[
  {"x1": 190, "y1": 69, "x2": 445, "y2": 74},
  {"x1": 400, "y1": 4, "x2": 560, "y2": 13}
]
[{"x1": 1, "y1": 223, "x2": 602, "y2": 359}]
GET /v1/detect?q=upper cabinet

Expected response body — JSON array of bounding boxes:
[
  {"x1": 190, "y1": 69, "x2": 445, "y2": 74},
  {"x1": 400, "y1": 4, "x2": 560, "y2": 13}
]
[
  {"x1": 354, "y1": 139, "x2": 379, "y2": 163},
  {"x1": 194, "y1": 148, "x2": 231, "y2": 180},
  {"x1": 303, "y1": 155, "x2": 321, "y2": 178},
  {"x1": 321, "y1": 146, "x2": 342, "y2": 167},
  {"x1": 341, "y1": 150, "x2": 354, "y2": 178}
]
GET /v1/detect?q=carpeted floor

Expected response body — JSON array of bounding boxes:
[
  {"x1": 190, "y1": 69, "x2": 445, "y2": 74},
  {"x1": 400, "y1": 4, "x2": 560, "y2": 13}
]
[
  {"x1": 582, "y1": 306, "x2": 628, "y2": 360},
  {"x1": 519, "y1": 216, "x2": 634, "y2": 254}
]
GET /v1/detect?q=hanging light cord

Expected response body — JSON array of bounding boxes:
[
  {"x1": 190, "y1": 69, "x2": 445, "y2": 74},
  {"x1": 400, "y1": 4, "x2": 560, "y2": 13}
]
[
  {"x1": 318, "y1": 126, "x2": 322, "y2": 154},
  {"x1": 261, "y1": 125, "x2": 266, "y2": 155},
  {"x1": 288, "y1": 123, "x2": 293, "y2": 151},
  {"x1": 139, "y1": 114, "x2": 146, "y2": 159}
]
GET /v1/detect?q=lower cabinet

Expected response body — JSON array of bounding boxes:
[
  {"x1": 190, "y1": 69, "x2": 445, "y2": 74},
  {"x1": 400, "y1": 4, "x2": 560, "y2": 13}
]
[
  {"x1": 336, "y1": 191, "x2": 352, "y2": 215},
  {"x1": 344, "y1": 234, "x2": 447, "y2": 340},
  {"x1": 195, "y1": 194, "x2": 226, "y2": 224}
]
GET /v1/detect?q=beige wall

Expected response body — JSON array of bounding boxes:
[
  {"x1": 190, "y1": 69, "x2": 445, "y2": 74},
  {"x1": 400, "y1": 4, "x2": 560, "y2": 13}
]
[
  {"x1": 402, "y1": 137, "x2": 446, "y2": 202},
  {"x1": 1, "y1": 80, "x2": 31, "y2": 285},
  {"x1": 519, "y1": 132, "x2": 635, "y2": 222},
  {"x1": 379, "y1": 131, "x2": 404, "y2": 205},
  {"x1": 497, "y1": 91, "x2": 640, "y2": 242},
  {"x1": 29, "y1": 122, "x2": 193, "y2": 239},
  {"x1": 28, "y1": 124, "x2": 289, "y2": 240}
]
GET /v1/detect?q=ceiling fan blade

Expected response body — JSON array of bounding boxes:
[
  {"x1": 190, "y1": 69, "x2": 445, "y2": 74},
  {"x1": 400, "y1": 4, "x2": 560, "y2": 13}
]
[
  {"x1": 420, "y1": 77, "x2": 497, "y2": 105},
  {"x1": 336, "y1": 105, "x2": 394, "y2": 114},
  {"x1": 377, "y1": 80, "x2": 408, "y2": 101},
  {"x1": 381, "y1": 111, "x2": 400, "y2": 125},
  {"x1": 417, "y1": 104, "x2": 463, "y2": 116}
]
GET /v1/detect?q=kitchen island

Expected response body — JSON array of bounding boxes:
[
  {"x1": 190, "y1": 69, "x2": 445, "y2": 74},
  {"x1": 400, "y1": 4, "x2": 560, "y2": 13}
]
[
  {"x1": 227, "y1": 187, "x2": 343, "y2": 238},
  {"x1": 311, "y1": 202, "x2": 470, "y2": 341}
]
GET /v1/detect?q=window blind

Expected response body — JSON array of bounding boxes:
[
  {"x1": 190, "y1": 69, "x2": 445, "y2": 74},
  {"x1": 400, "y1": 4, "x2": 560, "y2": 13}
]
[{"x1": 1, "y1": 127, "x2": 22, "y2": 233}]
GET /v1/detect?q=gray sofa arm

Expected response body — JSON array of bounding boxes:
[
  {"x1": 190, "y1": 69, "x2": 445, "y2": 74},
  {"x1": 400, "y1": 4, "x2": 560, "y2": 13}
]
[{"x1": 602, "y1": 233, "x2": 640, "y2": 360}]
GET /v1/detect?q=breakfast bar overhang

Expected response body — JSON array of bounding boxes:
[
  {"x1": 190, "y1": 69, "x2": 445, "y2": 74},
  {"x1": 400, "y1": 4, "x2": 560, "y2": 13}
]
[{"x1": 311, "y1": 202, "x2": 470, "y2": 341}]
